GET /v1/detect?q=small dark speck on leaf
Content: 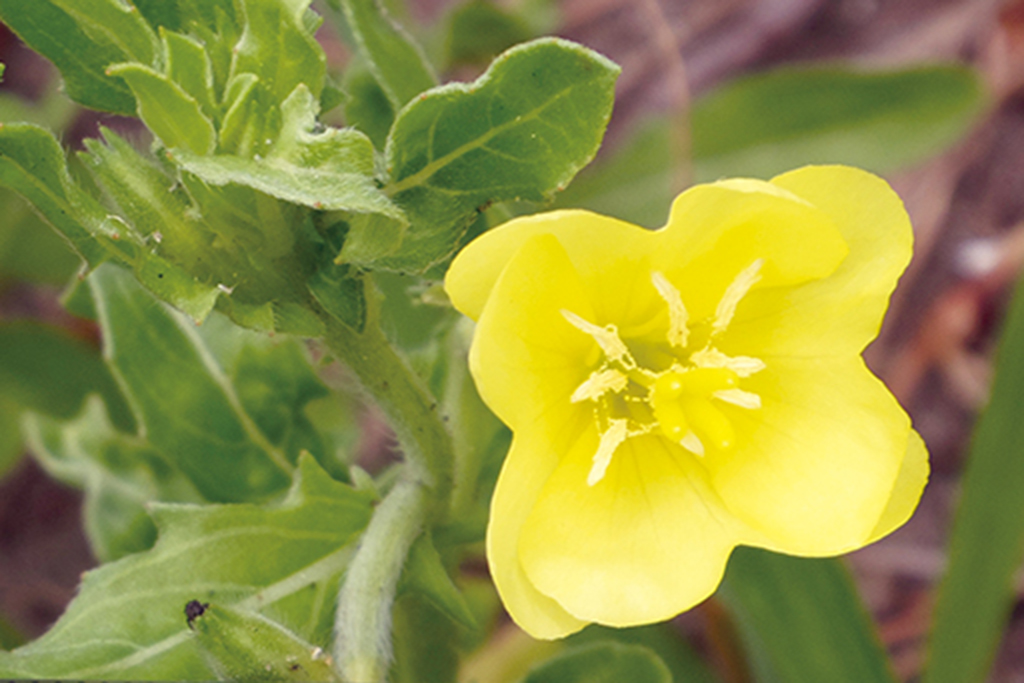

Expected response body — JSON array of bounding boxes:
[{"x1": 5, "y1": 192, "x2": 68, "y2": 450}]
[
  {"x1": 157, "y1": 272, "x2": 164, "y2": 278},
  {"x1": 185, "y1": 599, "x2": 209, "y2": 629}
]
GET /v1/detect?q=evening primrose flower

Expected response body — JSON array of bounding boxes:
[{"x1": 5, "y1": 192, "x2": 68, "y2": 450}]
[{"x1": 444, "y1": 165, "x2": 929, "y2": 639}]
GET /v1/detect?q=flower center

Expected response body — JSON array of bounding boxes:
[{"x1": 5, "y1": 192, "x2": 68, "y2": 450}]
[{"x1": 564, "y1": 261, "x2": 766, "y2": 486}]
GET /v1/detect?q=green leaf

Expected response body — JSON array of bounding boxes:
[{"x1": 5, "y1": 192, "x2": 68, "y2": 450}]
[
  {"x1": 691, "y1": 64, "x2": 986, "y2": 181},
  {"x1": 0, "y1": 0, "x2": 158, "y2": 114},
  {"x1": 0, "y1": 455, "x2": 373, "y2": 679},
  {"x1": 399, "y1": 533, "x2": 476, "y2": 630},
  {"x1": 445, "y1": 0, "x2": 533, "y2": 67},
  {"x1": 0, "y1": 123, "x2": 120, "y2": 267},
  {"x1": 381, "y1": 37, "x2": 620, "y2": 272},
  {"x1": 233, "y1": 0, "x2": 326, "y2": 103},
  {"x1": 522, "y1": 641, "x2": 672, "y2": 683},
  {"x1": 336, "y1": 212, "x2": 407, "y2": 266},
  {"x1": 923, "y1": 273, "x2": 1024, "y2": 683},
  {"x1": 553, "y1": 117, "x2": 678, "y2": 229},
  {"x1": 720, "y1": 548, "x2": 896, "y2": 683},
  {"x1": 0, "y1": 188, "x2": 82, "y2": 284},
  {"x1": 0, "y1": 612, "x2": 25, "y2": 651},
  {"x1": 198, "y1": 314, "x2": 334, "y2": 467},
  {"x1": 390, "y1": 595, "x2": 460, "y2": 683},
  {"x1": 108, "y1": 63, "x2": 216, "y2": 155},
  {"x1": 189, "y1": 602, "x2": 340, "y2": 681},
  {"x1": 89, "y1": 263, "x2": 293, "y2": 502},
  {"x1": 342, "y1": 63, "x2": 395, "y2": 150},
  {"x1": 161, "y1": 28, "x2": 217, "y2": 124},
  {"x1": 568, "y1": 624, "x2": 721, "y2": 683},
  {"x1": 173, "y1": 87, "x2": 406, "y2": 226},
  {"x1": 80, "y1": 129, "x2": 211, "y2": 272},
  {"x1": 177, "y1": 0, "x2": 242, "y2": 93},
  {"x1": 0, "y1": 320, "x2": 133, "y2": 430},
  {"x1": 0, "y1": 396, "x2": 23, "y2": 481},
  {"x1": 337, "y1": 0, "x2": 436, "y2": 110},
  {"x1": 308, "y1": 262, "x2": 367, "y2": 332},
  {"x1": 219, "y1": 73, "x2": 282, "y2": 157},
  {"x1": 176, "y1": 150, "x2": 402, "y2": 216},
  {"x1": 132, "y1": 0, "x2": 184, "y2": 32},
  {"x1": 25, "y1": 397, "x2": 200, "y2": 561}
]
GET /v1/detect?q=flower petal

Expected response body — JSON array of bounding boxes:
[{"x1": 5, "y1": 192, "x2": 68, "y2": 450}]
[
  {"x1": 709, "y1": 356, "x2": 910, "y2": 555},
  {"x1": 867, "y1": 429, "x2": 929, "y2": 543},
  {"x1": 726, "y1": 165, "x2": 914, "y2": 358},
  {"x1": 518, "y1": 432, "x2": 746, "y2": 626},
  {"x1": 446, "y1": 210, "x2": 654, "y2": 323},
  {"x1": 652, "y1": 178, "x2": 849, "y2": 321},
  {"x1": 468, "y1": 232, "x2": 599, "y2": 428},
  {"x1": 487, "y1": 425, "x2": 591, "y2": 639}
]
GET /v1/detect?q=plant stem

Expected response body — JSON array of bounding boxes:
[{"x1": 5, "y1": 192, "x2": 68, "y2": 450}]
[
  {"x1": 319, "y1": 311, "x2": 453, "y2": 501},
  {"x1": 320, "y1": 293, "x2": 456, "y2": 681},
  {"x1": 335, "y1": 477, "x2": 426, "y2": 682}
]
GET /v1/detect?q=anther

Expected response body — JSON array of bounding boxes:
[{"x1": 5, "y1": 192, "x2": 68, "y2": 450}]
[
  {"x1": 651, "y1": 271, "x2": 689, "y2": 348},
  {"x1": 588, "y1": 419, "x2": 629, "y2": 486},
  {"x1": 571, "y1": 369, "x2": 628, "y2": 403},
  {"x1": 712, "y1": 259, "x2": 764, "y2": 336},
  {"x1": 562, "y1": 310, "x2": 634, "y2": 368}
]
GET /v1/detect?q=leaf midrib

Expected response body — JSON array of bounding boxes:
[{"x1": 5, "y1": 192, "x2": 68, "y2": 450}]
[{"x1": 384, "y1": 77, "x2": 586, "y2": 197}]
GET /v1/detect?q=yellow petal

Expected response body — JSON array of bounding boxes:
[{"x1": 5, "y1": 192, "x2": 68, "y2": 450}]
[
  {"x1": 445, "y1": 210, "x2": 654, "y2": 323},
  {"x1": 518, "y1": 432, "x2": 745, "y2": 627},
  {"x1": 709, "y1": 356, "x2": 910, "y2": 555},
  {"x1": 725, "y1": 165, "x2": 914, "y2": 358},
  {"x1": 487, "y1": 426, "x2": 591, "y2": 639},
  {"x1": 652, "y1": 178, "x2": 849, "y2": 322},
  {"x1": 866, "y1": 429, "x2": 930, "y2": 543},
  {"x1": 469, "y1": 232, "x2": 598, "y2": 428}
]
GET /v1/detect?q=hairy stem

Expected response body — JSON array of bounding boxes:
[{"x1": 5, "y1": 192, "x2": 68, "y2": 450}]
[
  {"x1": 320, "y1": 310, "x2": 453, "y2": 499},
  {"x1": 335, "y1": 477, "x2": 426, "y2": 682}
]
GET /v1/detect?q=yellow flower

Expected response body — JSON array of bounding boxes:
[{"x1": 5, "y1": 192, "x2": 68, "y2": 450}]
[{"x1": 444, "y1": 165, "x2": 929, "y2": 639}]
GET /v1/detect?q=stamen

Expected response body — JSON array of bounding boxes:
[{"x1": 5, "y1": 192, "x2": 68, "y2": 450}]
[
  {"x1": 562, "y1": 310, "x2": 634, "y2": 368},
  {"x1": 588, "y1": 419, "x2": 629, "y2": 486},
  {"x1": 651, "y1": 272, "x2": 689, "y2": 348},
  {"x1": 680, "y1": 431, "x2": 705, "y2": 456},
  {"x1": 713, "y1": 388, "x2": 762, "y2": 409},
  {"x1": 712, "y1": 259, "x2": 764, "y2": 336},
  {"x1": 690, "y1": 347, "x2": 766, "y2": 377},
  {"x1": 571, "y1": 369, "x2": 629, "y2": 403}
]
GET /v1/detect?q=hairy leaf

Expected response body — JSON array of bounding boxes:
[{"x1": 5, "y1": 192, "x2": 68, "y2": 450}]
[
  {"x1": 108, "y1": 63, "x2": 216, "y2": 156},
  {"x1": 445, "y1": 0, "x2": 533, "y2": 67},
  {"x1": 0, "y1": 456, "x2": 373, "y2": 679},
  {"x1": 90, "y1": 264, "x2": 293, "y2": 502},
  {"x1": 337, "y1": 0, "x2": 436, "y2": 109},
  {"x1": 0, "y1": 319, "x2": 133, "y2": 430},
  {"x1": 0, "y1": 123, "x2": 119, "y2": 266},
  {"x1": 161, "y1": 29, "x2": 217, "y2": 124},
  {"x1": 25, "y1": 398, "x2": 201, "y2": 561},
  {"x1": 232, "y1": 0, "x2": 326, "y2": 103},
  {"x1": 0, "y1": 0, "x2": 157, "y2": 114},
  {"x1": 175, "y1": 87, "x2": 405, "y2": 227},
  {"x1": 190, "y1": 602, "x2": 340, "y2": 681},
  {"x1": 381, "y1": 38, "x2": 619, "y2": 272},
  {"x1": 343, "y1": 63, "x2": 395, "y2": 150}
]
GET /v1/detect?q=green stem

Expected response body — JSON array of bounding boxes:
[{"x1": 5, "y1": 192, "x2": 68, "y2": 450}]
[
  {"x1": 335, "y1": 477, "x2": 426, "y2": 683},
  {"x1": 319, "y1": 311, "x2": 453, "y2": 500}
]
